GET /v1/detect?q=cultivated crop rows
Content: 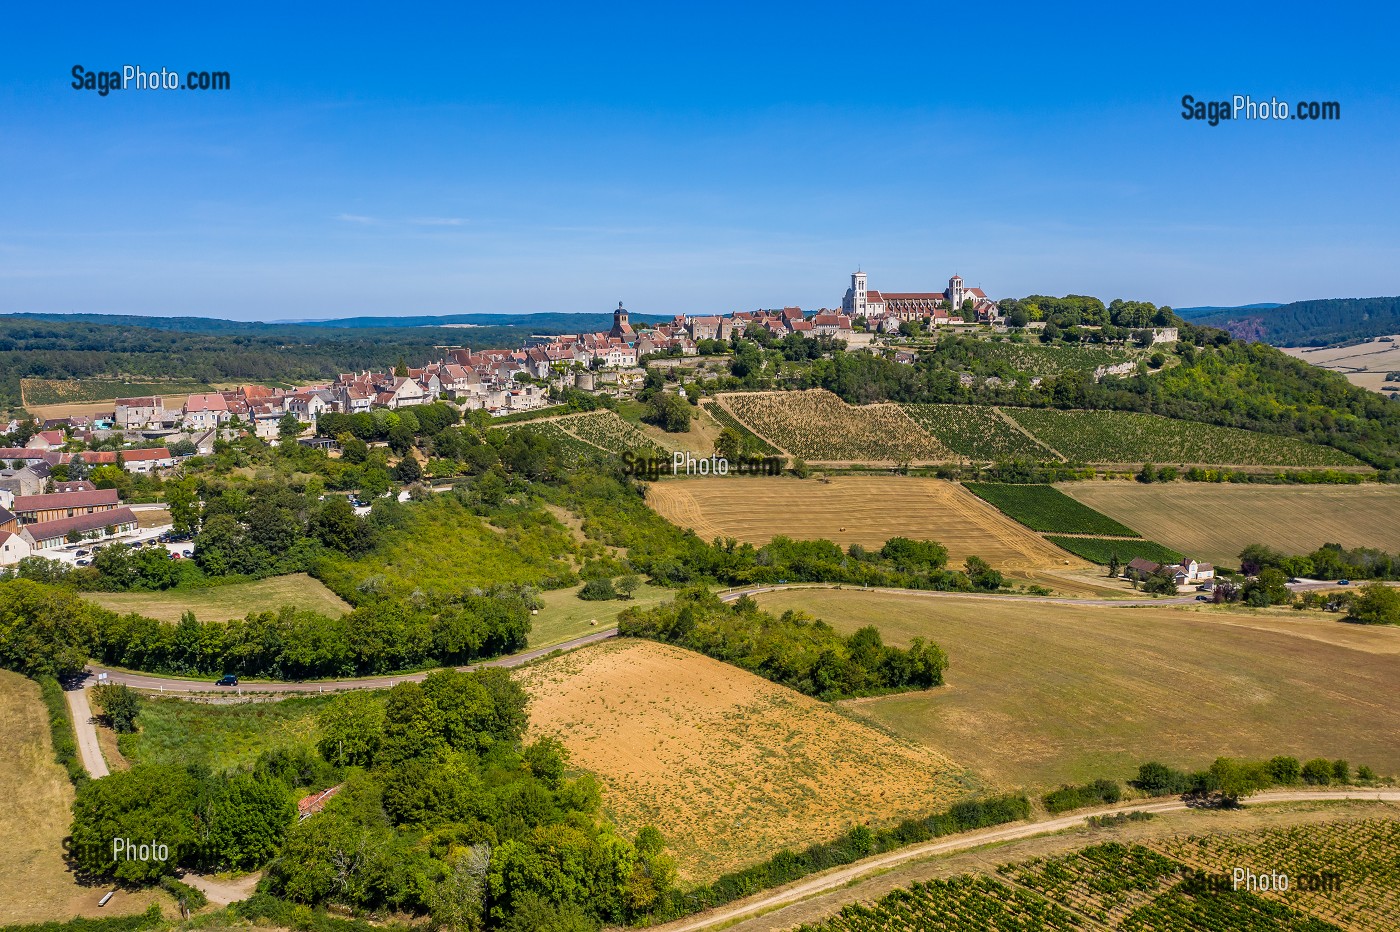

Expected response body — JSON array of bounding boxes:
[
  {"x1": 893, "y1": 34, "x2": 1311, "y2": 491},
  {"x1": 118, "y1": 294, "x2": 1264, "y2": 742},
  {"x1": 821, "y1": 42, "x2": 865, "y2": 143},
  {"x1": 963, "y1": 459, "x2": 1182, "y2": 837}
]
[
  {"x1": 1144, "y1": 820, "x2": 1400, "y2": 931},
  {"x1": 975, "y1": 343, "x2": 1140, "y2": 379},
  {"x1": 998, "y1": 843, "x2": 1184, "y2": 925},
  {"x1": 901, "y1": 405, "x2": 1056, "y2": 461},
  {"x1": 1043, "y1": 536, "x2": 1184, "y2": 566},
  {"x1": 963, "y1": 483, "x2": 1140, "y2": 536},
  {"x1": 20, "y1": 377, "x2": 212, "y2": 406},
  {"x1": 1003, "y1": 408, "x2": 1360, "y2": 467},
  {"x1": 795, "y1": 875, "x2": 1084, "y2": 931},
  {"x1": 555, "y1": 410, "x2": 667, "y2": 455},
  {"x1": 718, "y1": 391, "x2": 950, "y2": 461},
  {"x1": 502, "y1": 417, "x2": 607, "y2": 460},
  {"x1": 1118, "y1": 888, "x2": 1343, "y2": 931},
  {"x1": 702, "y1": 401, "x2": 781, "y2": 454}
]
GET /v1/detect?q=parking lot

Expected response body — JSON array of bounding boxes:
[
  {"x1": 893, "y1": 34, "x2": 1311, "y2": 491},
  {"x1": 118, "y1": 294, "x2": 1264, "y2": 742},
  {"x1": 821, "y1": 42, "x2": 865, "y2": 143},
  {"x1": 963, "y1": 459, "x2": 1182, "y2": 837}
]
[{"x1": 41, "y1": 523, "x2": 195, "y2": 566}]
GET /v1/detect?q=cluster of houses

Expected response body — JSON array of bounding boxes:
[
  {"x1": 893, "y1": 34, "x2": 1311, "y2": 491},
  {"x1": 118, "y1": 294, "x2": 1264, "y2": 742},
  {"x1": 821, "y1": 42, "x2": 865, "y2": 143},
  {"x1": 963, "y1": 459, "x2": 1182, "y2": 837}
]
[
  {"x1": 0, "y1": 482, "x2": 139, "y2": 562},
  {"x1": 1125, "y1": 556, "x2": 1216, "y2": 589}
]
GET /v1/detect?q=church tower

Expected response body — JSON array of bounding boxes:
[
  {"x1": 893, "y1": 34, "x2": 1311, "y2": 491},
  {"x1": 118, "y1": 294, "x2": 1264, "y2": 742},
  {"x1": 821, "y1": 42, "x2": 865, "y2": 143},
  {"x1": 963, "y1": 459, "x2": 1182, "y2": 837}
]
[
  {"x1": 610, "y1": 301, "x2": 633, "y2": 338},
  {"x1": 851, "y1": 270, "x2": 868, "y2": 317},
  {"x1": 948, "y1": 274, "x2": 965, "y2": 310}
]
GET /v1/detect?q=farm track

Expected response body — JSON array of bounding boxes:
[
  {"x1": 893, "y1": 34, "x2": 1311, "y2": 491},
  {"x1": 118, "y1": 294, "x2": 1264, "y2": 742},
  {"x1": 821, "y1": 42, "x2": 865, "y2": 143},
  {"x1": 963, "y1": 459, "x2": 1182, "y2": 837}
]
[
  {"x1": 993, "y1": 406, "x2": 1066, "y2": 461},
  {"x1": 651, "y1": 791, "x2": 1400, "y2": 932}
]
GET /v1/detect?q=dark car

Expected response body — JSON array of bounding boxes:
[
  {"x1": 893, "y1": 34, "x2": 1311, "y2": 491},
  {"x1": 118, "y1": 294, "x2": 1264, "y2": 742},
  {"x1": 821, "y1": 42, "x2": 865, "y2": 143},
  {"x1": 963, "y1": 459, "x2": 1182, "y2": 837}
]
[
  {"x1": 75, "y1": 549, "x2": 89, "y2": 557},
  {"x1": 182, "y1": 549, "x2": 193, "y2": 557},
  {"x1": 1338, "y1": 579, "x2": 1350, "y2": 586},
  {"x1": 76, "y1": 559, "x2": 90, "y2": 566},
  {"x1": 1195, "y1": 594, "x2": 1211, "y2": 602},
  {"x1": 216, "y1": 674, "x2": 239, "y2": 686}
]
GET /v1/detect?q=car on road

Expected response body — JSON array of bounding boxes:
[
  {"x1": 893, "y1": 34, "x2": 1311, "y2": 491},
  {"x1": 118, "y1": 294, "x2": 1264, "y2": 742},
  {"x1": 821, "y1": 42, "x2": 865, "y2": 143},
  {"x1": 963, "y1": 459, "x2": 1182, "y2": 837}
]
[
  {"x1": 215, "y1": 674, "x2": 239, "y2": 686},
  {"x1": 1338, "y1": 579, "x2": 1351, "y2": 586},
  {"x1": 1195, "y1": 594, "x2": 1211, "y2": 602}
]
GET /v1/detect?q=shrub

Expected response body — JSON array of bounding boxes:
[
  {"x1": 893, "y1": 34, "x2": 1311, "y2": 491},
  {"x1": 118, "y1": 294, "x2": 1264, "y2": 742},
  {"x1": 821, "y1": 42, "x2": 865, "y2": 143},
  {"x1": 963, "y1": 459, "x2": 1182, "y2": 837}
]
[
  {"x1": 1301, "y1": 757, "x2": 1333, "y2": 785},
  {"x1": 1042, "y1": 779, "x2": 1122, "y2": 813},
  {"x1": 578, "y1": 577, "x2": 618, "y2": 601}
]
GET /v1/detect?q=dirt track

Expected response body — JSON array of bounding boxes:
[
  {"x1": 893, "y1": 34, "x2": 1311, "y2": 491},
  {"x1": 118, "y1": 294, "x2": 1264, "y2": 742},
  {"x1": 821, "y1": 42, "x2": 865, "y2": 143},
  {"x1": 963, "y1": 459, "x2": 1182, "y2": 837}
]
[{"x1": 64, "y1": 688, "x2": 109, "y2": 779}]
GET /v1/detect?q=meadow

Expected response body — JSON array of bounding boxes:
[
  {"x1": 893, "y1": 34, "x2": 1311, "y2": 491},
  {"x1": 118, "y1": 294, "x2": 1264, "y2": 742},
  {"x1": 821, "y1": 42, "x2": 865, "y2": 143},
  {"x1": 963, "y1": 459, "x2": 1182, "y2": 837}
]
[
  {"x1": 85, "y1": 573, "x2": 351, "y2": 623},
  {"x1": 900, "y1": 405, "x2": 1057, "y2": 461},
  {"x1": 1003, "y1": 408, "x2": 1361, "y2": 467},
  {"x1": 716, "y1": 390, "x2": 950, "y2": 461},
  {"x1": 123, "y1": 694, "x2": 334, "y2": 773},
  {"x1": 963, "y1": 483, "x2": 1139, "y2": 536},
  {"x1": 516, "y1": 638, "x2": 977, "y2": 883},
  {"x1": 751, "y1": 588, "x2": 1400, "y2": 789},
  {"x1": 1060, "y1": 482, "x2": 1400, "y2": 568},
  {"x1": 530, "y1": 580, "x2": 672, "y2": 648},
  {"x1": 645, "y1": 475, "x2": 1087, "y2": 574}
]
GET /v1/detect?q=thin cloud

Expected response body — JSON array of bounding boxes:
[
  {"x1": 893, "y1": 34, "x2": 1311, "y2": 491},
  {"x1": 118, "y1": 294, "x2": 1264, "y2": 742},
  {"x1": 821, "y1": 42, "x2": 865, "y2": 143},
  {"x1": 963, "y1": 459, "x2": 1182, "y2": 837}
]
[
  {"x1": 410, "y1": 217, "x2": 465, "y2": 226},
  {"x1": 335, "y1": 213, "x2": 375, "y2": 224}
]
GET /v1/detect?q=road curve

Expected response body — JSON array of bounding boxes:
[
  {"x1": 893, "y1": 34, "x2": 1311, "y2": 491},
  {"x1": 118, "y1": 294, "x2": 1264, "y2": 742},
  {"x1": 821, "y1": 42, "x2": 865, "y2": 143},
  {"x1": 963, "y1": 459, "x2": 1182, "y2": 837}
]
[
  {"x1": 82, "y1": 628, "x2": 619, "y2": 695},
  {"x1": 652, "y1": 790, "x2": 1400, "y2": 932}
]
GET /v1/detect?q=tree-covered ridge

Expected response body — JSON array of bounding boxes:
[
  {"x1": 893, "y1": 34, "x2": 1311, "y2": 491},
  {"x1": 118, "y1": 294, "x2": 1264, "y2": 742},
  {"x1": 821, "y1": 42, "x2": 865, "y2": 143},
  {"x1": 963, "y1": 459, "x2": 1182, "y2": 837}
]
[
  {"x1": 618, "y1": 588, "x2": 949, "y2": 700},
  {"x1": 1192, "y1": 296, "x2": 1400, "y2": 347}
]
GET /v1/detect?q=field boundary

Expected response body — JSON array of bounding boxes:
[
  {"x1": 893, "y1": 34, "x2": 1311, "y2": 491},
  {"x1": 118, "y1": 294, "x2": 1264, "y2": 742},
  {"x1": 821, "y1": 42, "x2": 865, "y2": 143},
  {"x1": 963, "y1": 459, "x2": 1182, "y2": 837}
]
[{"x1": 994, "y1": 406, "x2": 1067, "y2": 461}]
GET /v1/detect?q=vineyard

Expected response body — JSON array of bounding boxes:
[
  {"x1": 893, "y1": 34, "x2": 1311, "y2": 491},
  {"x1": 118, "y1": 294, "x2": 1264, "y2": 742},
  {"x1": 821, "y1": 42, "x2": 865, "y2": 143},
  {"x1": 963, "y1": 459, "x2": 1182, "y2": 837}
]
[
  {"x1": 701, "y1": 401, "x2": 781, "y2": 454},
  {"x1": 968, "y1": 341, "x2": 1144, "y2": 379},
  {"x1": 1002, "y1": 408, "x2": 1361, "y2": 467},
  {"x1": 964, "y1": 483, "x2": 1140, "y2": 536},
  {"x1": 716, "y1": 391, "x2": 950, "y2": 461},
  {"x1": 794, "y1": 875, "x2": 1085, "y2": 932},
  {"x1": 1144, "y1": 819, "x2": 1400, "y2": 931},
  {"x1": 1043, "y1": 536, "x2": 1184, "y2": 567},
  {"x1": 21, "y1": 377, "x2": 214, "y2": 406},
  {"x1": 504, "y1": 410, "x2": 666, "y2": 458},
  {"x1": 901, "y1": 405, "x2": 1057, "y2": 461},
  {"x1": 801, "y1": 823, "x2": 1397, "y2": 931}
]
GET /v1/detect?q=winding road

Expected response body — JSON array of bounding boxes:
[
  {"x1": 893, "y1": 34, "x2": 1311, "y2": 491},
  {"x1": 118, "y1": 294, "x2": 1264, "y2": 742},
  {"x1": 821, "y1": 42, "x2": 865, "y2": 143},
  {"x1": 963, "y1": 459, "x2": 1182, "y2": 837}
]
[{"x1": 651, "y1": 790, "x2": 1400, "y2": 932}]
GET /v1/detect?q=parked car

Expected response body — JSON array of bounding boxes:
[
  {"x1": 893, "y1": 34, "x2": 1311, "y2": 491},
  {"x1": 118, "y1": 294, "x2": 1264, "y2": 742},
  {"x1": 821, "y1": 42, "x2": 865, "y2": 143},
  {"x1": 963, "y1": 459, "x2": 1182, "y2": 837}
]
[
  {"x1": 1195, "y1": 594, "x2": 1211, "y2": 602},
  {"x1": 76, "y1": 559, "x2": 90, "y2": 566},
  {"x1": 215, "y1": 674, "x2": 239, "y2": 687},
  {"x1": 182, "y1": 549, "x2": 193, "y2": 557},
  {"x1": 75, "y1": 550, "x2": 89, "y2": 557}
]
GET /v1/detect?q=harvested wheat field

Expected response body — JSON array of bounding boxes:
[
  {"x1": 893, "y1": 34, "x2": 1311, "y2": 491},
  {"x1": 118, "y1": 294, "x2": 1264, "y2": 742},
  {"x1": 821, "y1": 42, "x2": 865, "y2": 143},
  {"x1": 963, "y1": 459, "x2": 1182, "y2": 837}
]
[
  {"x1": 752, "y1": 588, "x2": 1400, "y2": 790},
  {"x1": 517, "y1": 639, "x2": 977, "y2": 883},
  {"x1": 0, "y1": 671, "x2": 164, "y2": 923},
  {"x1": 1059, "y1": 482, "x2": 1400, "y2": 569},
  {"x1": 648, "y1": 475, "x2": 1088, "y2": 573}
]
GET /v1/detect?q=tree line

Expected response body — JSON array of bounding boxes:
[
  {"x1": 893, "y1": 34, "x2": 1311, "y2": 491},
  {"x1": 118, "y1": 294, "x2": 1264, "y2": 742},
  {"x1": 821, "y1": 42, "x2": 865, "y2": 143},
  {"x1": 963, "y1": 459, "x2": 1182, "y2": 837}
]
[{"x1": 618, "y1": 588, "x2": 948, "y2": 701}]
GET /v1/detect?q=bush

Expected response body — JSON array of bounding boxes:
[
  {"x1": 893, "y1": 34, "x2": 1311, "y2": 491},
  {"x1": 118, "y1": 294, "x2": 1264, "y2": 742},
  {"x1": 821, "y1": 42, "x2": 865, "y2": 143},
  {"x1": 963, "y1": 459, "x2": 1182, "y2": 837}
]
[
  {"x1": 1131, "y1": 761, "x2": 1192, "y2": 796},
  {"x1": 578, "y1": 577, "x2": 619, "y2": 601},
  {"x1": 1302, "y1": 757, "x2": 1334, "y2": 785},
  {"x1": 1042, "y1": 779, "x2": 1122, "y2": 813}
]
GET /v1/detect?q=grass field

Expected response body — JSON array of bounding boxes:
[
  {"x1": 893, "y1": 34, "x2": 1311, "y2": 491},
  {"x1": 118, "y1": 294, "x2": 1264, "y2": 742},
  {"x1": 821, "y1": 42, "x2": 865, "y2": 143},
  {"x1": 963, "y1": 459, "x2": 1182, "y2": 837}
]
[
  {"x1": 716, "y1": 390, "x2": 950, "y2": 462},
  {"x1": 645, "y1": 475, "x2": 1089, "y2": 574},
  {"x1": 964, "y1": 483, "x2": 1139, "y2": 536},
  {"x1": 900, "y1": 405, "x2": 1058, "y2": 461},
  {"x1": 124, "y1": 694, "x2": 334, "y2": 773},
  {"x1": 1003, "y1": 408, "x2": 1361, "y2": 467},
  {"x1": 1059, "y1": 482, "x2": 1400, "y2": 569},
  {"x1": 0, "y1": 671, "x2": 164, "y2": 923},
  {"x1": 516, "y1": 638, "x2": 977, "y2": 883},
  {"x1": 134, "y1": 506, "x2": 171, "y2": 529},
  {"x1": 530, "y1": 581, "x2": 672, "y2": 649},
  {"x1": 751, "y1": 588, "x2": 1400, "y2": 789},
  {"x1": 1284, "y1": 337, "x2": 1400, "y2": 396},
  {"x1": 85, "y1": 573, "x2": 351, "y2": 623},
  {"x1": 1044, "y1": 536, "x2": 1185, "y2": 567}
]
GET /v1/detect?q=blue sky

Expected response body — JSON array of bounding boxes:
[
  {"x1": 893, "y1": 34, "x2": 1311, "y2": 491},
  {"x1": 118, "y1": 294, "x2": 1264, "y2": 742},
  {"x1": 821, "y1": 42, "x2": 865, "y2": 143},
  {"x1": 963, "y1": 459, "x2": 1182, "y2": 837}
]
[{"x1": 2, "y1": 2, "x2": 1398, "y2": 320}]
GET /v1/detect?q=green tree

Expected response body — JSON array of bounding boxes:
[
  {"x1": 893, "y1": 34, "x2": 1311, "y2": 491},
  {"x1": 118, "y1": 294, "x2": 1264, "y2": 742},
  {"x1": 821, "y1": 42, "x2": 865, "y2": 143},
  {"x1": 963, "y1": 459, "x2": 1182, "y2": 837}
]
[
  {"x1": 69, "y1": 765, "x2": 201, "y2": 882},
  {"x1": 1243, "y1": 567, "x2": 1291, "y2": 606},
  {"x1": 1347, "y1": 581, "x2": 1400, "y2": 624},
  {"x1": 277, "y1": 413, "x2": 304, "y2": 444},
  {"x1": 193, "y1": 514, "x2": 243, "y2": 576},
  {"x1": 164, "y1": 477, "x2": 200, "y2": 535},
  {"x1": 714, "y1": 427, "x2": 742, "y2": 461},
  {"x1": 578, "y1": 577, "x2": 618, "y2": 601},
  {"x1": 91, "y1": 683, "x2": 141, "y2": 733},
  {"x1": 1209, "y1": 757, "x2": 1269, "y2": 803},
  {"x1": 642, "y1": 393, "x2": 692, "y2": 433},
  {"x1": 0, "y1": 579, "x2": 100, "y2": 677},
  {"x1": 393, "y1": 455, "x2": 423, "y2": 483},
  {"x1": 317, "y1": 690, "x2": 385, "y2": 766},
  {"x1": 1301, "y1": 757, "x2": 1333, "y2": 785},
  {"x1": 615, "y1": 573, "x2": 641, "y2": 600},
  {"x1": 205, "y1": 774, "x2": 297, "y2": 870}
]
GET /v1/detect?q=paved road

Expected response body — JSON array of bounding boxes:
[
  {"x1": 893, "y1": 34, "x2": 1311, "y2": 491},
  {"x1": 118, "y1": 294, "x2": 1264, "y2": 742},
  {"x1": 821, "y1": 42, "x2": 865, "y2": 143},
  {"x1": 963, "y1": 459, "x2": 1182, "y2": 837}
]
[
  {"x1": 82, "y1": 628, "x2": 619, "y2": 695},
  {"x1": 65, "y1": 687, "x2": 110, "y2": 778},
  {"x1": 719, "y1": 583, "x2": 1200, "y2": 607},
  {"x1": 653, "y1": 790, "x2": 1400, "y2": 932}
]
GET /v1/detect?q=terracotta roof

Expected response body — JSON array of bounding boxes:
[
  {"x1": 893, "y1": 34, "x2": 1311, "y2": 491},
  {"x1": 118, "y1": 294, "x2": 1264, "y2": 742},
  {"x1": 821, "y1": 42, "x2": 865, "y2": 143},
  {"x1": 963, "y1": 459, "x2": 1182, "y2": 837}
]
[
  {"x1": 26, "y1": 506, "x2": 137, "y2": 543},
  {"x1": 297, "y1": 784, "x2": 343, "y2": 818},
  {"x1": 12, "y1": 488, "x2": 120, "y2": 512}
]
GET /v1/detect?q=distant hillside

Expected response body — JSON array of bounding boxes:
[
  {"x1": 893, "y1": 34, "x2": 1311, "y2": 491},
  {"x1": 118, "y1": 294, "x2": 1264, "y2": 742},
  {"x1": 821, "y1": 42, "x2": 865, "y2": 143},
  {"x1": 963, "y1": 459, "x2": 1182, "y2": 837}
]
[
  {"x1": 285, "y1": 311, "x2": 669, "y2": 330},
  {"x1": 1192, "y1": 297, "x2": 1400, "y2": 346},
  {"x1": 1173, "y1": 303, "x2": 1281, "y2": 321}
]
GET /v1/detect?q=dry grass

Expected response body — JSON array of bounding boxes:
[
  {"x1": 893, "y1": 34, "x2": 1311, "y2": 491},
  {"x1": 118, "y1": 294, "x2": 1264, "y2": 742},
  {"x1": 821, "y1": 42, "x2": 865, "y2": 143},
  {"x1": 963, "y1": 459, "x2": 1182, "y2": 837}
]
[
  {"x1": 516, "y1": 639, "x2": 977, "y2": 883},
  {"x1": 1284, "y1": 337, "x2": 1400, "y2": 396},
  {"x1": 751, "y1": 588, "x2": 1400, "y2": 790},
  {"x1": 647, "y1": 475, "x2": 1089, "y2": 574},
  {"x1": 0, "y1": 670, "x2": 165, "y2": 923},
  {"x1": 1059, "y1": 482, "x2": 1400, "y2": 569},
  {"x1": 135, "y1": 507, "x2": 171, "y2": 529},
  {"x1": 85, "y1": 573, "x2": 351, "y2": 623}
]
